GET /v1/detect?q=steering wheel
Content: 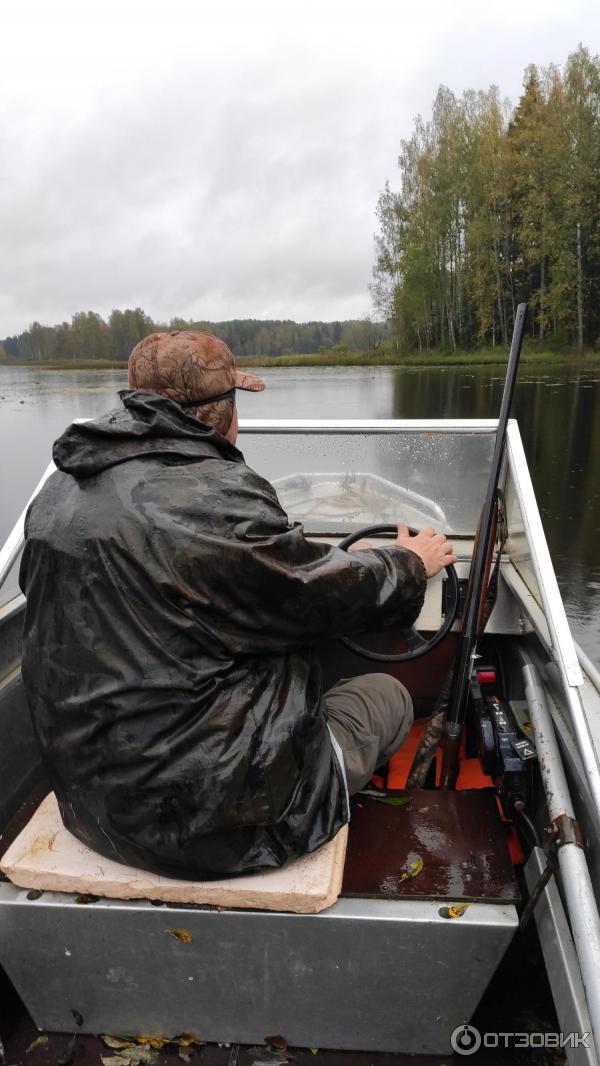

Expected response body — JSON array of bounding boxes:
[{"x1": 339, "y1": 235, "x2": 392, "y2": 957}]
[{"x1": 337, "y1": 523, "x2": 460, "y2": 663}]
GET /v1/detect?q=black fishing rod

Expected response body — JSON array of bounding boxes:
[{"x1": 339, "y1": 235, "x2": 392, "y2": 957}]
[{"x1": 439, "y1": 302, "x2": 527, "y2": 790}]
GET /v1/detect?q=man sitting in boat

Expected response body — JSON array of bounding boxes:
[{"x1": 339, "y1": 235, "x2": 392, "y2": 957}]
[{"x1": 19, "y1": 332, "x2": 455, "y2": 880}]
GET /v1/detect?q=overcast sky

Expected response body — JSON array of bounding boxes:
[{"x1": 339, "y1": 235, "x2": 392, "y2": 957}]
[{"x1": 2, "y1": 0, "x2": 600, "y2": 335}]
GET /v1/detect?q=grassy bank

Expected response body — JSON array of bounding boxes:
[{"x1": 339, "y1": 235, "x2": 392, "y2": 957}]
[
  {"x1": 240, "y1": 347, "x2": 600, "y2": 368},
  {"x1": 2, "y1": 358, "x2": 127, "y2": 370},
  {"x1": 3, "y1": 348, "x2": 600, "y2": 371}
]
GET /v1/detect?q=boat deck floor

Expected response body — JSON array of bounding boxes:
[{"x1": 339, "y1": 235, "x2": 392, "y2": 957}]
[{"x1": 343, "y1": 789, "x2": 518, "y2": 902}]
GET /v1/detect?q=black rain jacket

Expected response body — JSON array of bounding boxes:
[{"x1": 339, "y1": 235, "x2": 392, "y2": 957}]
[{"x1": 19, "y1": 390, "x2": 427, "y2": 879}]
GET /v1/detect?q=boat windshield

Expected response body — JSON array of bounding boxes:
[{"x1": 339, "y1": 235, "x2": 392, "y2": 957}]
[
  {"x1": 240, "y1": 424, "x2": 496, "y2": 536},
  {"x1": 0, "y1": 422, "x2": 496, "y2": 609}
]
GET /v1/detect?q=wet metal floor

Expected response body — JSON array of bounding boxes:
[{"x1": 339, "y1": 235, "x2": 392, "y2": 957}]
[{"x1": 342, "y1": 791, "x2": 519, "y2": 904}]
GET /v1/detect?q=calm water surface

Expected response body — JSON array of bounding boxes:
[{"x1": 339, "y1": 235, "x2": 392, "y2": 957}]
[{"x1": 1, "y1": 363, "x2": 599, "y2": 665}]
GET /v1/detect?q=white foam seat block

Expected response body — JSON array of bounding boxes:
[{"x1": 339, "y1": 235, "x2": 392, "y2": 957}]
[{"x1": 0, "y1": 793, "x2": 348, "y2": 914}]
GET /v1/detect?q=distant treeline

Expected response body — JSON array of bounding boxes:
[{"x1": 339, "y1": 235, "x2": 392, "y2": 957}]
[
  {"x1": 1, "y1": 312, "x2": 386, "y2": 363},
  {"x1": 373, "y1": 46, "x2": 600, "y2": 352}
]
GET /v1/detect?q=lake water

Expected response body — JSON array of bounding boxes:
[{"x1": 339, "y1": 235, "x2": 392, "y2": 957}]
[{"x1": 1, "y1": 362, "x2": 599, "y2": 665}]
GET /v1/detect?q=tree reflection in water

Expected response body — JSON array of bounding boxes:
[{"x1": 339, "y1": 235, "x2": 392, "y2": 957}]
[{"x1": 392, "y1": 365, "x2": 600, "y2": 662}]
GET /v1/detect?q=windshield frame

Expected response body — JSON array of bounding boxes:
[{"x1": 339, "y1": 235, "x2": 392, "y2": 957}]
[{"x1": 239, "y1": 418, "x2": 499, "y2": 432}]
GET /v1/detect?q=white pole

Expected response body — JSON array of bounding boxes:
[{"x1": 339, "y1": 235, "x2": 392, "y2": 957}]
[{"x1": 523, "y1": 664, "x2": 600, "y2": 1046}]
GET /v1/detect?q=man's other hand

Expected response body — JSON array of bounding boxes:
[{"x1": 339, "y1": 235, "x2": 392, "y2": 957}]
[{"x1": 396, "y1": 523, "x2": 457, "y2": 578}]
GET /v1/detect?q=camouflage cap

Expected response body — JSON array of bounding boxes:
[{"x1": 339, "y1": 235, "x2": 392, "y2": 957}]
[{"x1": 128, "y1": 331, "x2": 265, "y2": 435}]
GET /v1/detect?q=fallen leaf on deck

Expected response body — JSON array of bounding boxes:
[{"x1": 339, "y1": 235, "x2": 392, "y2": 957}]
[
  {"x1": 418, "y1": 806, "x2": 429, "y2": 813},
  {"x1": 178, "y1": 1053, "x2": 190, "y2": 1063},
  {"x1": 264, "y1": 1037, "x2": 287, "y2": 1051},
  {"x1": 166, "y1": 928, "x2": 193, "y2": 944},
  {"x1": 122, "y1": 1035, "x2": 202, "y2": 1051},
  {"x1": 373, "y1": 796, "x2": 410, "y2": 808},
  {"x1": 101, "y1": 1037, "x2": 136, "y2": 1050},
  {"x1": 399, "y1": 855, "x2": 424, "y2": 881},
  {"x1": 310, "y1": 1049, "x2": 318, "y2": 1055},
  {"x1": 448, "y1": 903, "x2": 471, "y2": 919},
  {"x1": 130, "y1": 1050, "x2": 158, "y2": 1063},
  {"x1": 26, "y1": 1036, "x2": 48, "y2": 1053},
  {"x1": 100, "y1": 1049, "x2": 157, "y2": 1066}
]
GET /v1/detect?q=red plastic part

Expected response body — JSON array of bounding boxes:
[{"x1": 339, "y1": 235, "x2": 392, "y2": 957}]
[
  {"x1": 381, "y1": 719, "x2": 525, "y2": 866},
  {"x1": 476, "y1": 669, "x2": 497, "y2": 685}
]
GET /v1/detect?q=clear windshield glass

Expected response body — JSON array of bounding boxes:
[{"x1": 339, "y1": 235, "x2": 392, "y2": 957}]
[
  {"x1": 504, "y1": 465, "x2": 544, "y2": 609},
  {"x1": 0, "y1": 427, "x2": 496, "y2": 606},
  {"x1": 239, "y1": 428, "x2": 495, "y2": 535}
]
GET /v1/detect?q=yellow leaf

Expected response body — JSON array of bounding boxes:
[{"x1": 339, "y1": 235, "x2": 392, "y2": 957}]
[
  {"x1": 26, "y1": 1035, "x2": 49, "y2": 1053},
  {"x1": 100, "y1": 1049, "x2": 157, "y2": 1066},
  {"x1": 166, "y1": 928, "x2": 193, "y2": 944},
  {"x1": 101, "y1": 1037, "x2": 137, "y2": 1050},
  {"x1": 399, "y1": 855, "x2": 424, "y2": 881},
  {"x1": 448, "y1": 903, "x2": 471, "y2": 919},
  {"x1": 131, "y1": 1034, "x2": 201, "y2": 1050}
]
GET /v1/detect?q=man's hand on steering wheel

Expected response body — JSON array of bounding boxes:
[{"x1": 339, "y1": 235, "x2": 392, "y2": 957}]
[
  {"x1": 338, "y1": 521, "x2": 461, "y2": 663},
  {"x1": 395, "y1": 522, "x2": 457, "y2": 578}
]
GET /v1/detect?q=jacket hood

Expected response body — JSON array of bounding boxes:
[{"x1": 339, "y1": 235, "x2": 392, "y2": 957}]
[{"x1": 53, "y1": 389, "x2": 243, "y2": 478}]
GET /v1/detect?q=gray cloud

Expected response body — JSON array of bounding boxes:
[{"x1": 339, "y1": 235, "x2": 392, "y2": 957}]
[{"x1": 2, "y1": 0, "x2": 600, "y2": 335}]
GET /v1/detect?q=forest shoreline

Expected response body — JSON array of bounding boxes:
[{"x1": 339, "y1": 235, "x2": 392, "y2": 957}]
[{"x1": 3, "y1": 349, "x2": 600, "y2": 371}]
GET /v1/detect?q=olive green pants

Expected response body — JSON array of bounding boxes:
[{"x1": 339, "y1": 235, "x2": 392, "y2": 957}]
[{"x1": 324, "y1": 673, "x2": 414, "y2": 795}]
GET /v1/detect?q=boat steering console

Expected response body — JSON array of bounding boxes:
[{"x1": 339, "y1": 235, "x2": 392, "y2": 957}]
[{"x1": 338, "y1": 523, "x2": 460, "y2": 663}]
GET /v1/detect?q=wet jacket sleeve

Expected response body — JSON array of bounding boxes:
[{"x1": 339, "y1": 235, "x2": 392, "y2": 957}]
[{"x1": 176, "y1": 469, "x2": 428, "y2": 654}]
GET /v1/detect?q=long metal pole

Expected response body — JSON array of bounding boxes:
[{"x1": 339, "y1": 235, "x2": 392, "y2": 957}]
[
  {"x1": 440, "y1": 303, "x2": 527, "y2": 787},
  {"x1": 522, "y1": 663, "x2": 600, "y2": 1045}
]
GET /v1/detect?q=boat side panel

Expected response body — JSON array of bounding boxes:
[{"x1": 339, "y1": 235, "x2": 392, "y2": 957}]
[{"x1": 0, "y1": 888, "x2": 517, "y2": 1055}]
